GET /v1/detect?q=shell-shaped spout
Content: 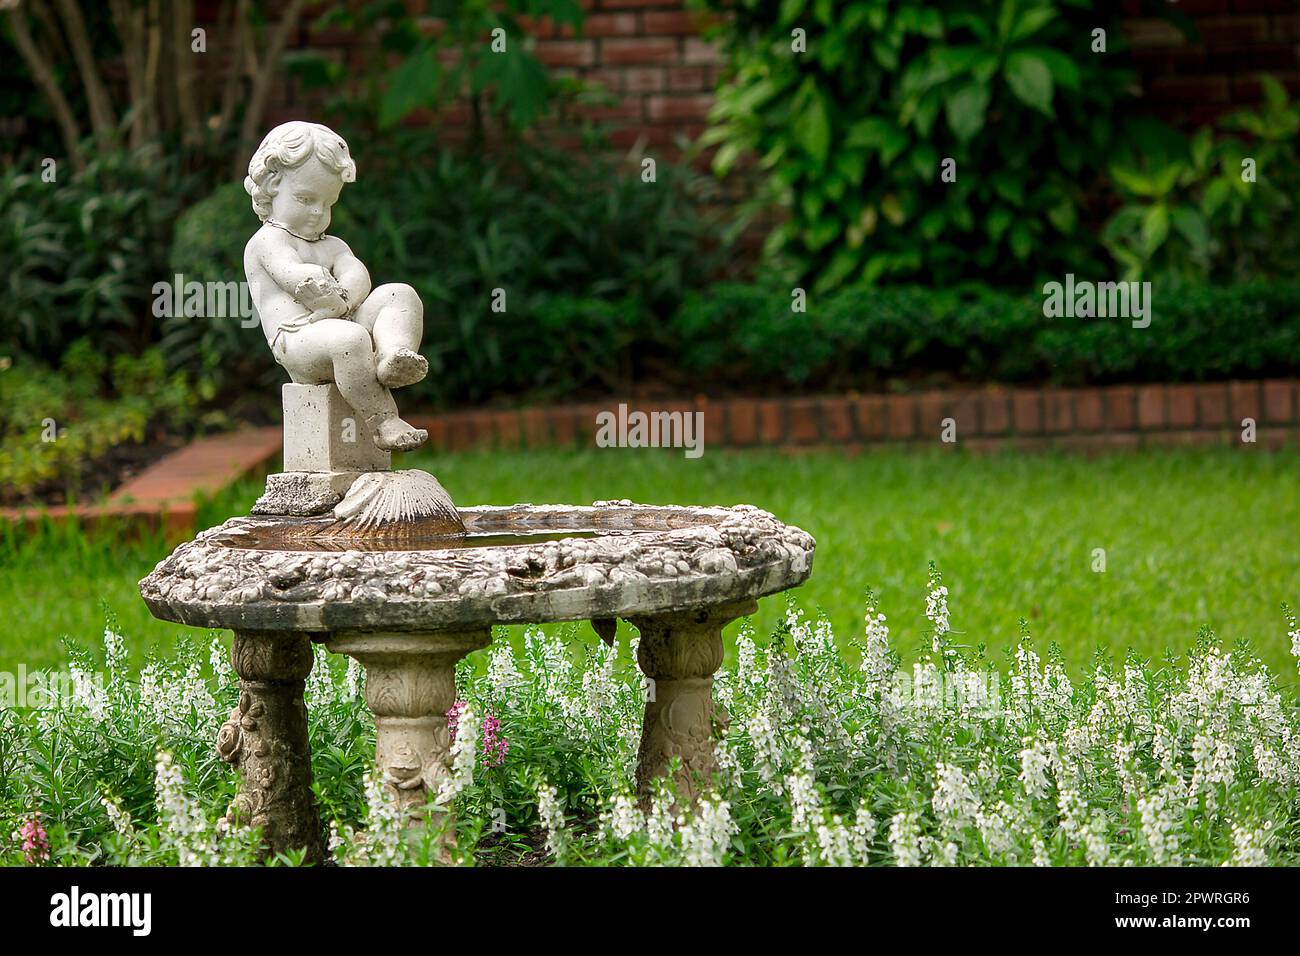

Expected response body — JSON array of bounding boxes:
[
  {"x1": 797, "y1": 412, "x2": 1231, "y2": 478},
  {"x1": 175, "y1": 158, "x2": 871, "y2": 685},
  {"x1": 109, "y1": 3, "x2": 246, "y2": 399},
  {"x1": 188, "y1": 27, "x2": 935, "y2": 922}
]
[{"x1": 331, "y1": 470, "x2": 466, "y2": 535}]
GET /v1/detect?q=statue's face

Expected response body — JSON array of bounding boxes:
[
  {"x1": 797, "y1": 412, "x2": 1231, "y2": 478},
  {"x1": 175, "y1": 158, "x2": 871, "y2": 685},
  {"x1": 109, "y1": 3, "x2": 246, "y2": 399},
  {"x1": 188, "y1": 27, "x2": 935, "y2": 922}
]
[{"x1": 269, "y1": 156, "x2": 344, "y2": 239}]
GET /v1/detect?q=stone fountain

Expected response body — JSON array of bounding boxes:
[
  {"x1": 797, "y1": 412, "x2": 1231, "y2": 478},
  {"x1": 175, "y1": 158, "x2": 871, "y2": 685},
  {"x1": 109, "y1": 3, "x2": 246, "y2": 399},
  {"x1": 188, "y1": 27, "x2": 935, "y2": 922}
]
[{"x1": 139, "y1": 122, "x2": 815, "y2": 863}]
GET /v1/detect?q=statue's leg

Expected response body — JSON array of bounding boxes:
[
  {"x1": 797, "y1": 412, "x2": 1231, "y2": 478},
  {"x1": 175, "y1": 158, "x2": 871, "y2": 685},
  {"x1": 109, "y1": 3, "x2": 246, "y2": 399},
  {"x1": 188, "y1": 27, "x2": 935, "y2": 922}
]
[
  {"x1": 628, "y1": 599, "x2": 756, "y2": 809},
  {"x1": 356, "y1": 283, "x2": 426, "y2": 387},
  {"x1": 216, "y1": 631, "x2": 324, "y2": 863}
]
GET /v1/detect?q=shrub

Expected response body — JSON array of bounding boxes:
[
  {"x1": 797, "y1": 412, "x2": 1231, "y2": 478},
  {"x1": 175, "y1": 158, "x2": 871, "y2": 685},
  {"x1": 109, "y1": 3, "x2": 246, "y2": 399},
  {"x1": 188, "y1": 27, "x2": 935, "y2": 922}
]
[
  {"x1": 0, "y1": 146, "x2": 186, "y2": 364},
  {"x1": 672, "y1": 278, "x2": 1300, "y2": 390},
  {"x1": 697, "y1": 0, "x2": 1134, "y2": 291},
  {"x1": 0, "y1": 342, "x2": 198, "y2": 505}
]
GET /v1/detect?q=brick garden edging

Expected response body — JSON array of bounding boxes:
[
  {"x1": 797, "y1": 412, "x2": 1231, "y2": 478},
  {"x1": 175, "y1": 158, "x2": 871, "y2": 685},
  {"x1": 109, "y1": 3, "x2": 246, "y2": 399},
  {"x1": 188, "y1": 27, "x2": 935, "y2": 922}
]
[
  {"x1": 408, "y1": 380, "x2": 1300, "y2": 454},
  {"x1": 4, "y1": 382, "x2": 1295, "y2": 537}
]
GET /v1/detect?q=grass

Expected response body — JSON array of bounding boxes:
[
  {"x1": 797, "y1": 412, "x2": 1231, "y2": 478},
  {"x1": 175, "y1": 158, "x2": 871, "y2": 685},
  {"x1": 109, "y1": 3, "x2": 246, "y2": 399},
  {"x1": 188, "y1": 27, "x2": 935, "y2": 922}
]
[{"x1": 0, "y1": 445, "x2": 1296, "y2": 676}]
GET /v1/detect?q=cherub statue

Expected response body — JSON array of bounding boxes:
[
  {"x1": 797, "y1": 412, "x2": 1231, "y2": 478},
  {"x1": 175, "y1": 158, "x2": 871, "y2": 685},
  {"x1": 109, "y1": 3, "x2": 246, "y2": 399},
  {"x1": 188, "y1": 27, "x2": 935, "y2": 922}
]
[{"x1": 243, "y1": 121, "x2": 428, "y2": 452}]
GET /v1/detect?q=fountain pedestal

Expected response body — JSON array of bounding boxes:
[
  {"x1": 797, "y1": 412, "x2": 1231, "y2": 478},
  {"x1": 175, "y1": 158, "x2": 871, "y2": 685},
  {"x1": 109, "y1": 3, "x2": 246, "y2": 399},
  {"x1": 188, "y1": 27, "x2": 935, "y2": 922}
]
[
  {"x1": 326, "y1": 629, "x2": 490, "y2": 827},
  {"x1": 141, "y1": 502, "x2": 814, "y2": 861},
  {"x1": 215, "y1": 631, "x2": 324, "y2": 863},
  {"x1": 630, "y1": 598, "x2": 756, "y2": 807}
]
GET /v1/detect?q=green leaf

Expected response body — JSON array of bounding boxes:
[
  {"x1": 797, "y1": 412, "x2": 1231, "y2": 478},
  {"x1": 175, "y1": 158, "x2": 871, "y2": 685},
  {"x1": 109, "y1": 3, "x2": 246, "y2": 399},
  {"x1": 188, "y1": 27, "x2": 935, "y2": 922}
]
[
  {"x1": 1004, "y1": 50, "x2": 1054, "y2": 116},
  {"x1": 946, "y1": 82, "x2": 991, "y2": 142},
  {"x1": 379, "y1": 46, "x2": 440, "y2": 128},
  {"x1": 1141, "y1": 203, "x2": 1170, "y2": 255},
  {"x1": 794, "y1": 85, "x2": 832, "y2": 168},
  {"x1": 1022, "y1": 46, "x2": 1081, "y2": 90},
  {"x1": 1007, "y1": 6, "x2": 1058, "y2": 43}
]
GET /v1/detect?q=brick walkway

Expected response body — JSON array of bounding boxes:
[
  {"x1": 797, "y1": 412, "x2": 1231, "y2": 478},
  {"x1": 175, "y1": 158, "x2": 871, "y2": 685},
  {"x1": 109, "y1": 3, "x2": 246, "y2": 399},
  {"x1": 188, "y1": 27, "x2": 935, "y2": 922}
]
[{"x1": 1, "y1": 427, "x2": 281, "y2": 542}]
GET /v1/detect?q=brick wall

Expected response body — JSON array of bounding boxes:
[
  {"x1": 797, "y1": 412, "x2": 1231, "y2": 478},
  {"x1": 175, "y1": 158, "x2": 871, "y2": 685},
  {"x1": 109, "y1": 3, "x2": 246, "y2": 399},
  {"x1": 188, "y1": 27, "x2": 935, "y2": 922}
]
[
  {"x1": 1121, "y1": 0, "x2": 1300, "y2": 126},
  {"x1": 262, "y1": 1, "x2": 1300, "y2": 152},
  {"x1": 407, "y1": 380, "x2": 1300, "y2": 454}
]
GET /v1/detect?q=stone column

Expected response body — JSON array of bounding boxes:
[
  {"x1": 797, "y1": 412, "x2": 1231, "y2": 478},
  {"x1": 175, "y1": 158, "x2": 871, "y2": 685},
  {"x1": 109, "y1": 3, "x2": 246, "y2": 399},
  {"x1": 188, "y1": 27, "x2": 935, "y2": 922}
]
[
  {"x1": 326, "y1": 630, "x2": 491, "y2": 827},
  {"x1": 215, "y1": 631, "x2": 323, "y2": 863},
  {"x1": 629, "y1": 598, "x2": 756, "y2": 808}
]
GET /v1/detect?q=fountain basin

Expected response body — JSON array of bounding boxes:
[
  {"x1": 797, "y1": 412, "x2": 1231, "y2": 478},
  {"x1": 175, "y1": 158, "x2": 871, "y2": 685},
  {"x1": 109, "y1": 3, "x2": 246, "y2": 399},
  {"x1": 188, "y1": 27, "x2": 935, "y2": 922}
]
[
  {"x1": 140, "y1": 501, "x2": 815, "y2": 633},
  {"x1": 139, "y1": 500, "x2": 814, "y2": 861}
]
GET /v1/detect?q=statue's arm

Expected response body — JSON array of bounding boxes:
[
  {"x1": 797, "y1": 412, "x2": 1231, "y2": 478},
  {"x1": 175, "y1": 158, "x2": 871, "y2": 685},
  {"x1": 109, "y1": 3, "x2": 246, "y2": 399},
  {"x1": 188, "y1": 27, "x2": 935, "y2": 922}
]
[
  {"x1": 253, "y1": 231, "x2": 332, "y2": 294},
  {"x1": 330, "y1": 238, "x2": 372, "y2": 307}
]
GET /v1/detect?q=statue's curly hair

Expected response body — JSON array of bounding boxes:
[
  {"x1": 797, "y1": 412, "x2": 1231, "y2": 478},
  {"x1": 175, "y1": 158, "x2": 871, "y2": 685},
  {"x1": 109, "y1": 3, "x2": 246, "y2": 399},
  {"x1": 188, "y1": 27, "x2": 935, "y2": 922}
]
[{"x1": 243, "y1": 121, "x2": 356, "y2": 221}]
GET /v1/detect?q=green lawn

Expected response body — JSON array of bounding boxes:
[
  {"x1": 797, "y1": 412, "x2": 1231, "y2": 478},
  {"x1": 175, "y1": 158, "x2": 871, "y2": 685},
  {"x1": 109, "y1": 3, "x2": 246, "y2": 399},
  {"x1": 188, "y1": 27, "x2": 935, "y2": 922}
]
[{"x1": 1, "y1": 446, "x2": 1297, "y2": 677}]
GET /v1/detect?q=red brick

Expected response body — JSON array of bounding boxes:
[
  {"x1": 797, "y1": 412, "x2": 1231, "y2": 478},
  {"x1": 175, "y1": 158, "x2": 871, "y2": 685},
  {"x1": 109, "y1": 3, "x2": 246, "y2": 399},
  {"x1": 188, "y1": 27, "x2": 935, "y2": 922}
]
[
  {"x1": 1137, "y1": 386, "x2": 1166, "y2": 429},
  {"x1": 602, "y1": 38, "x2": 679, "y2": 66},
  {"x1": 643, "y1": 10, "x2": 696, "y2": 34},
  {"x1": 1229, "y1": 381, "x2": 1262, "y2": 425},
  {"x1": 697, "y1": 403, "x2": 724, "y2": 451},
  {"x1": 758, "y1": 400, "x2": 784, "y2": 444},
  {"x1": 978, "y1": 392, "x2": 1010, "y2": 435},
  {"x1": 583, "y1": 12, "x2": 639, "y2": 37},
  {"x1": 585, "y1": 96, "x2": 643, "y2": 121},
  {"x1": 646, "y1": 94, "x2": 712, "y2": 122},
  {"x1": 424, "y1": 417, "x2": 448, "y2": 450},
  {"x1": 1105, "y1": 386, "x2": 1138, "y2": 430},
  {"x1": 1195, "y1": 383, "x2": 1230, "y2": 426},
  {"x1": 666, "y1": 65, "x2": 710, "y2": 91},
  {"x1": 550, "y1": 408, "x2": 578, "y2": 446},
  {"x1": 1150, "y1": 75, "x2": 1230, "y2": 103},
  {"x1": 854, "y1": 396, "x2": 887, "y2": 440},
  {"x1": 917, "y1": 391, "x2": 946, "y2": 438},
  {"x1": 819, "y1": 398, "x2": 853, "y2": 443},
  {"x1": 949, "y1": 393, "x2": 979, "y2": 440},
  {"x1": 536, "y1": 39, "x2": 596, "y2": 67},
  {"x1": 1122, "y1": 18, "x2": 1185, "y2": 49},
  {"x1": 492, "y1": 410, "x2": 522, "y2": 449},
  {"x1": 787, "y1": 398, "x2": 820, "y2": 444},
  {"x1": 1198, "y1": 15, "x2": 1270, "y2": 47},
  {"x1": 1074, "y1": 390, "x2": 1104, "y2": 432},
  {"x1": 623, "y1": 67, "x2": 666, "y2": 93},
  {"x1": 1044, "y1": 391, "x2": 1073, "y2": 434},
  {"x1": 446, "y1": 414, "x2": 474, "y2": 450},
  {"x1": 886, "y1": 395, "x2": 917, "y2": 440},
  {"x1": 1012, "y1": 392, "x2": 1043, "y2": 435},
  {"x1": 522, "y1": 408, "x2": 549, "y2": 448},
  {"x1": 683, "y1": 38, "x2": 720, "y2": 64},
  {"x1": 1166, "y1": 384, "x2": 1197, "y2": 428},
  {"x1": 726, "y1": 399, "x2": 758, "y2": 446},
  {"x1": 608, "y1": 126, "x2": 678, "y2": 148},
  {"x1": 1262, "y1": 380, "x2": 1296, "y2": 423}
]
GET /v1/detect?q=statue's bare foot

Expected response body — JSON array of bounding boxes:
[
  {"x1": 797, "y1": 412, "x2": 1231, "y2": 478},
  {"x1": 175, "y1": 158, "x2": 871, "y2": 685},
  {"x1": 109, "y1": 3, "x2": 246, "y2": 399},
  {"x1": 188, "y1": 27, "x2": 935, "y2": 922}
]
[
  {"x1": 376, "y1": 348, "x2": 428, "y2": 388},
  {"x1": 375, "y1": 417, "x2": 428, "y2": 451}
]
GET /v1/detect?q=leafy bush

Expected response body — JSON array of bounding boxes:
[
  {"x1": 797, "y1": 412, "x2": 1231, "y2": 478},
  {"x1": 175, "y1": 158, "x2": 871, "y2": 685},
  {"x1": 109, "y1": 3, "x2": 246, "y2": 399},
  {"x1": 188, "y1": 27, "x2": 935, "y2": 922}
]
[
  {"x1": 697, "y1": 0, "x2": 1134, "y2": 291},
  {"x1": 672, "y1": 278, "x2": 1300, "y2": 389},
  {"x1": 0, "y1": 342, "x2": 197, "y2": 505},
  {"x1": 1102, "y1": 80, "x2": 1300, "y2": 282},
  {"x1": 164, "y1": 133, "x2": 725, "y2": 405},
  {"x1": 5, "y1": 575, "x2": 1299, "y2": 865},
  {"x1": 0, "y1": 146, "x2": 186, "y2": 364}
]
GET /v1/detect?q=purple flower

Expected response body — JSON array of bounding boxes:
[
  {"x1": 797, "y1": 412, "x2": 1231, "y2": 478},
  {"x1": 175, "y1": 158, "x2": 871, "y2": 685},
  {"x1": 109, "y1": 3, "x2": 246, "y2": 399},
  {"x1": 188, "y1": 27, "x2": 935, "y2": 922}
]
[
  {"x1": 446, "y1": 699, "x2": 509, "y2": 768},
  {"x1": 16, "y1": 814, "x2": 49, "y2": 864}
]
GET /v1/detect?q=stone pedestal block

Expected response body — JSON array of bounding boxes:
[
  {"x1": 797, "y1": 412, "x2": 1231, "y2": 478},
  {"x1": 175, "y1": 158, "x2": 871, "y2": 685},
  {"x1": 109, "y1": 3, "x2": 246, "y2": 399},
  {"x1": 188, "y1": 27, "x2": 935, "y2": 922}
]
[{"x1": 282, "y1": 383, "x2": 390, "y2": 474}]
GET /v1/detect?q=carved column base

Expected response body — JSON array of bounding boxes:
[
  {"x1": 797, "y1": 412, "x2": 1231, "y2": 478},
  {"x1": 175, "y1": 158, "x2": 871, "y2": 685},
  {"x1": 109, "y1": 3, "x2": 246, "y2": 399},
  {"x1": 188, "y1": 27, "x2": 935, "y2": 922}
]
[
  {"x1": 326, "y1": 630, "x2": 490, "y2": 835},
  {"x1": 215, "y1": 631, "x2": 324, "y2": 863},
  {"x1": 629, "y1": 599, "x2": 756, "y2": 809}
]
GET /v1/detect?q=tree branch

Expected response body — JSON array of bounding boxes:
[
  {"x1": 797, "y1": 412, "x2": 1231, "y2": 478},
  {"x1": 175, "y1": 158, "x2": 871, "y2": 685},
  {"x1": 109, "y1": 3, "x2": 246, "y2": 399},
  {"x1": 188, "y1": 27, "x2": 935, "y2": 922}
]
[
  {"x1": 2, "y1": 3, "x2": 85, "y2": 169},
  {"x1": 52, "y1": 0, "x2": 117, "y2": 144},
  {"x1": 234, "y1": 0, "x2": 306, "y2": 175}
]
